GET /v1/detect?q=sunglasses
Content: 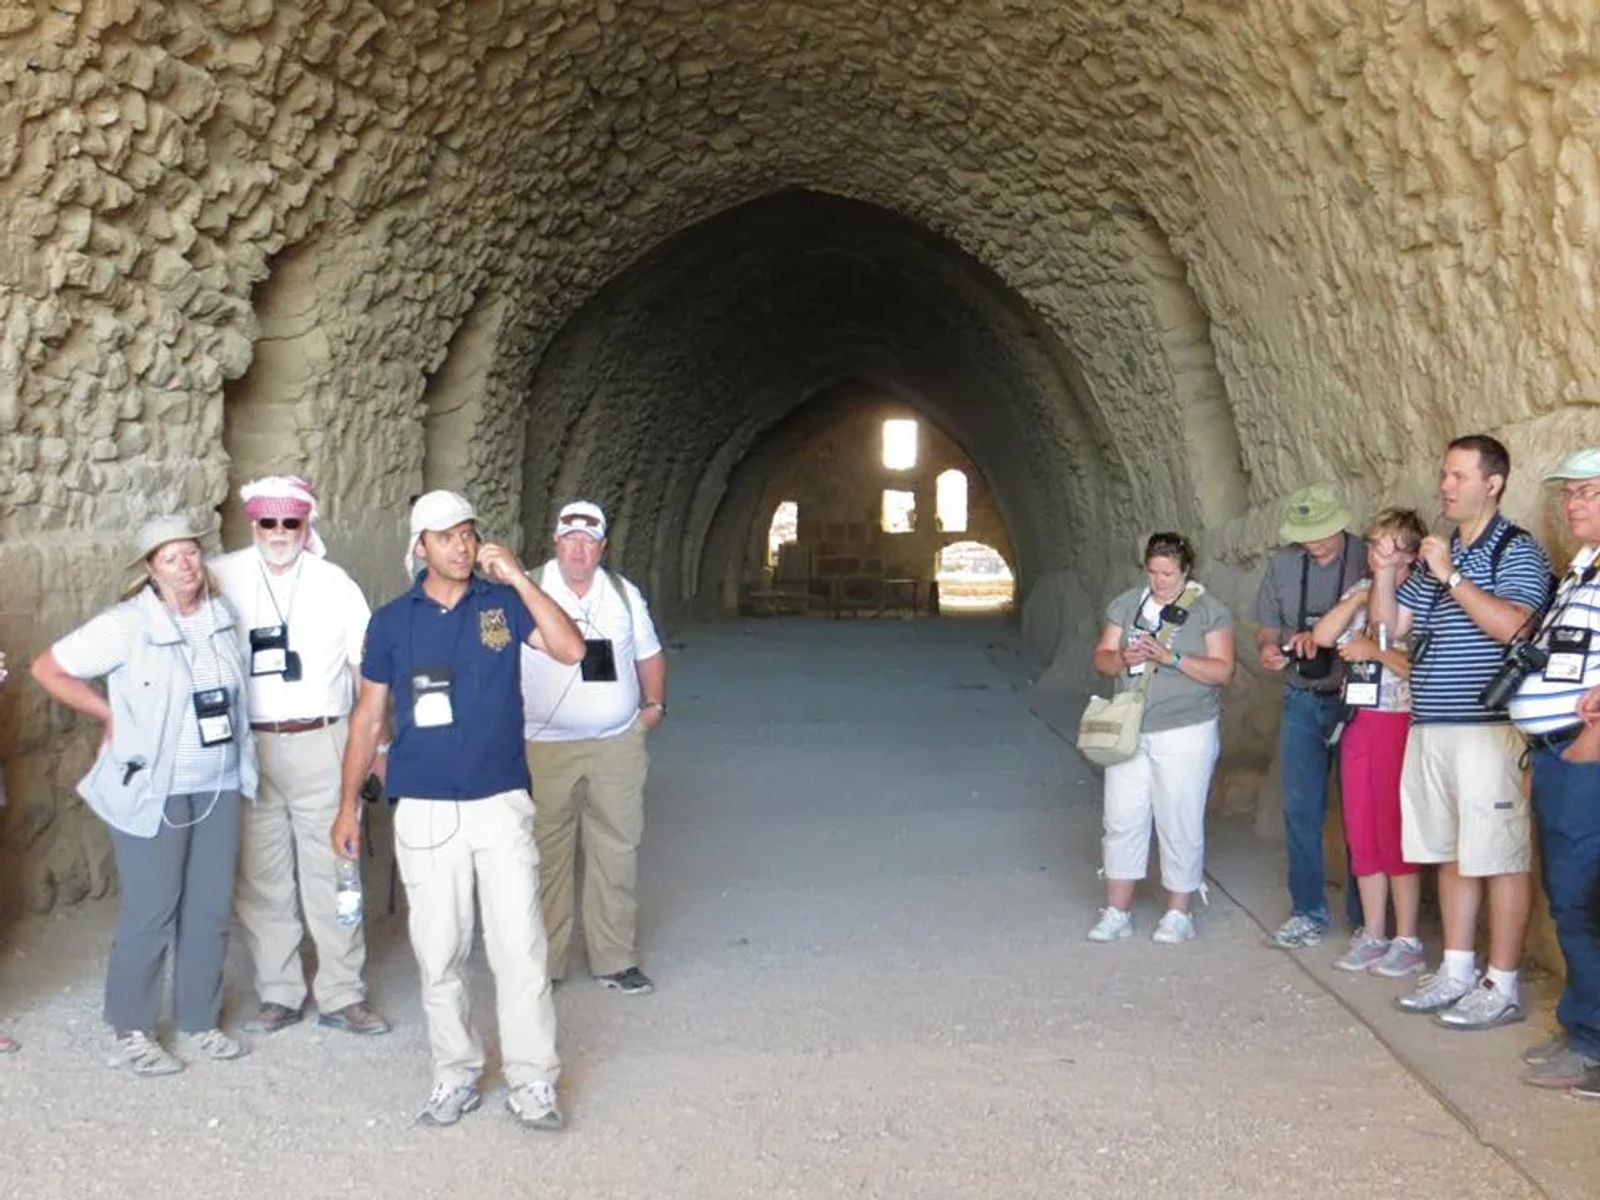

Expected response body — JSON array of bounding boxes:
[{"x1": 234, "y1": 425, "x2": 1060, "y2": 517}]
[
  {"x1": 256, "y1": 517, "x2": 303, "y2": 531},
  {"x1": 561, "y1": 514, "x2": 602, "y2": 527}
]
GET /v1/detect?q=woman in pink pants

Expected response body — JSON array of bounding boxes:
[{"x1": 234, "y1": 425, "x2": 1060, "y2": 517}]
[{"x1": 1313, "y1": 509, "x2": 1428, "y2": 977}]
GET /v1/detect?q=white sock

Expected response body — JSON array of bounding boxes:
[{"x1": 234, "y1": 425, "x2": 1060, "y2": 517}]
[
  {"x1": 1442, "y1": 949, "x2": 1477, "y2": 982},
  {"x1": 1486, "y1": 965, "x2": 1520, "y2": 999}
]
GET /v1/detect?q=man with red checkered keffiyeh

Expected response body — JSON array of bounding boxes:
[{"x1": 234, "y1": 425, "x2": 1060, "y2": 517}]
[{"x1": 212, "y1": 476, "x2": 391, "y2": 1040}]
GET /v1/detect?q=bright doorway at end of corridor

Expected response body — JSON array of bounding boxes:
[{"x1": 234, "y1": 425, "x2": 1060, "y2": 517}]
[{"x1": 935, "y1": 540, "x2": 1014, "y2": 613}]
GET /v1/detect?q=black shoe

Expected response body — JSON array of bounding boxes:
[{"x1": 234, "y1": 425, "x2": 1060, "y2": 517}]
[
  {"x1": 1573, "y1": 1064, "x2": 1600, "y2": 1100},
  {"x1": 595, "y1": 967, "x2": 654, "y2": 995}
]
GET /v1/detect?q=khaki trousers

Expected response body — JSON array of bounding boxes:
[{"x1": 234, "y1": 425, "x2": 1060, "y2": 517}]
[
  {"x1": 394, "y1": 789, "x2": 560, "y2": 1090},
  {"x1": 526, "y1": 724, "x2": 649, "y2": 979},
  {"x1": 235, "y1": 722, "x2": 366, "y2": 1012}
]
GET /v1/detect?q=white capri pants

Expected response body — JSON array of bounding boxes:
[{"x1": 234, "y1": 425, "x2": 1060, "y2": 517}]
[{"x1": 1101, "y1": 718, "x2": 1220, "y2": 894}]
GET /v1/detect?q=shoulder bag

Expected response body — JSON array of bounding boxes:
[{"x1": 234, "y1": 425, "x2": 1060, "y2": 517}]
[{"x1": 1076, "y1": 584, "x2": 1202, "y2": 767}]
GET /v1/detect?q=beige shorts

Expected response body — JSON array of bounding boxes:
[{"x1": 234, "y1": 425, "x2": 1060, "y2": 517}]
[{"x1": 1399, "y1": 723, "x2": 1530, "y2": 877}]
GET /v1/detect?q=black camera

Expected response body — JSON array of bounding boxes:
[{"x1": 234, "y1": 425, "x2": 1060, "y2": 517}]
[
  {"x1": 1479, "y1": 640, "x2": 1549, "y2": 710},
  {"x1": 1282, "y1": 641, "x2": 1336, "y2": 681}
]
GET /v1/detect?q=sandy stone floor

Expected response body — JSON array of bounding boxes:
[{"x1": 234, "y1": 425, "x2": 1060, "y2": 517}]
[{"x1": 0, "y1": 618, "x2": 1591, "y2": 1199}]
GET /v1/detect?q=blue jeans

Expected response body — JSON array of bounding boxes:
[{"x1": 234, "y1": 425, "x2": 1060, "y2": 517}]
[
  {"x1": 1279, "y1": 687, "x2": 1355, "y2": 926},
  {"x1": 1531, "y1": 748, "x2": 1600, "y2": 1059}
]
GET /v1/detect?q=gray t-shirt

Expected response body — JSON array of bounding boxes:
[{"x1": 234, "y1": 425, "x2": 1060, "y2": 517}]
[
  {"x1": 1252, "y1": 533, "x2": 1366, "y2": 692},
  {"x1": 1105, "y1": 586, "x2": 1234, "y2": 732}
]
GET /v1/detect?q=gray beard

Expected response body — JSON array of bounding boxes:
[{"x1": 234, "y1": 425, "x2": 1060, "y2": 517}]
[{"x1": 259, "y1": 543, "x2": 302, "y2": 569}]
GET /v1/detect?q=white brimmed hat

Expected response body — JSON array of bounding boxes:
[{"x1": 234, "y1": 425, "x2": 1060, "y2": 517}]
[
  {"x1": 410, "y1": 490, "x2": 476, "y2": 539},
  {"x1": 1544, "y1": 448, "x2": 1600, "y2": 482},
  {"x1": 555, "y1": 500, "x2": 607, "y2": 541}
]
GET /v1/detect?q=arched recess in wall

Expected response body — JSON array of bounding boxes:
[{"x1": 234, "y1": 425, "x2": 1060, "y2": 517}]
[
  {"x1": 219, "y1": 242, "x2": 324, "y2": 545},
  {"x1": 421, "y1": 291, "x2": 505, "y2": 495}
]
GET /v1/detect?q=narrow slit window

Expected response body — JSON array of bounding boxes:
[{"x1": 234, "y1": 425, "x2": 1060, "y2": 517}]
[
  {"x1": 882, "y1": 489, "x2": 916, "y2": 533},
  {"x1": 767, "y1": 500, "x2": 798, "y2": 567},
  {"x1": 882, "y1": 419, "x2": 918, "y2": 470},
  {"x1": 936, "y1": 469, "x2": 968, "y2": 533}
]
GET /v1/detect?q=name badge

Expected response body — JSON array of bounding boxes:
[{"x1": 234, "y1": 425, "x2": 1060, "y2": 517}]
[
  {"x1": 580, "y1": 638, "x2": 618, "y2": 682},
  {"x1": 411, "y1": 668, "x2": 454, "y2": 728},
  {"x1": 1342, "y1": 660, "x2": 1382, "y2": 708},
  {"x1": 250, "y1": 625, "x2": 289, "y2": 677},
  {"x1": 1545, "y1": 627, "x2": 1592, "y2": 683},
  {"x1": 192, "y1": 688, "x2": 234, "y2": 746}
]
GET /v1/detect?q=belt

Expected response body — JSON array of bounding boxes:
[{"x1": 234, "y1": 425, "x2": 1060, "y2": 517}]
[
  {"x1": 250, "y1": 715, "x2": 343, "y2": 735},
  {"x1": 1523, "y1": 724, "x2": 1582, "y2": 754}
]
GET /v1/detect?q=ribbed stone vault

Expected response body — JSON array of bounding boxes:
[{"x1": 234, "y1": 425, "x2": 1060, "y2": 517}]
[{"x1": 3, "y1": 0, "x2": 1599, "y2": 907}]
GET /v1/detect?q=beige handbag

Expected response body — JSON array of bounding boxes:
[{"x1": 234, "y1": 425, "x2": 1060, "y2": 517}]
[{"x1": 1076, "y1": 585, "x2": 1200, "y2": 767}]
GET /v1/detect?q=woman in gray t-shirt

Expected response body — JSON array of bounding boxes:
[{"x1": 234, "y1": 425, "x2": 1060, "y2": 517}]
[{"x1": 1087, "y1": 533, "x2": 1236, "y2": 945}]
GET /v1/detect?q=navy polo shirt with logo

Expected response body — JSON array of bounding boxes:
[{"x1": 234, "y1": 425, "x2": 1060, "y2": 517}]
[{"x1": 363, "y1": 573, "x2": 538, "y2": 801}]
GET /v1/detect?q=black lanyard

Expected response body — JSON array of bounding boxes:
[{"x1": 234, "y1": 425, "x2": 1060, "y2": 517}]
[{"x1": 1297, "y1": 535, "x2": 1350, "y2": 631}]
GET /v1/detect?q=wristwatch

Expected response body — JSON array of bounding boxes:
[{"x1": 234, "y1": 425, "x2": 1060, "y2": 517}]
[
  {"x1": 640, "y1": 700, "x2": 666, "y2": 716},
  {"x1": 1172, "y1": 650, "x2": 1184, "y2": 669},
  {"x1": 1446, "y1": 570, "x2": 1463, "y2": 591}
]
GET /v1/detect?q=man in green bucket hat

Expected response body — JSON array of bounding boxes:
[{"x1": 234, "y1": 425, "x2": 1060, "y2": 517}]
[{"x1": 1254, "y1": 484, "x2": 1365, "y2": 948}]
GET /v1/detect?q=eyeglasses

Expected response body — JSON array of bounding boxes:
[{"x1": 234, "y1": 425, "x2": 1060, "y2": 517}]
[
  {"x1": 256, "y1": 518, "x2": 303, "y2": 531},
  {"x1": 1559, "y1": 484, "x2": 1600, "y2": 506}
]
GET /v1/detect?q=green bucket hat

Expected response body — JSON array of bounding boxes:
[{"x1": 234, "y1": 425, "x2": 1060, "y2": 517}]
[{"x1": 1280, "y1": 485, "x2": 1353, "y2": 544}]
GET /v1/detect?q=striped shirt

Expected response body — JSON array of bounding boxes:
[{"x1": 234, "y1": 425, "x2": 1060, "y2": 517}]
[
  {"x1": 1396, "y1": 513, "x2": 1554, "y2": 726},
  {"x1": 1508, "y1": 544, "x2": 1600, "y2": 735}
]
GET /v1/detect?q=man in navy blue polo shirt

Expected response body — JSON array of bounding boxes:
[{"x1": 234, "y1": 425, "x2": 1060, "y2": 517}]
[
  {"x1": 331, "y1": 490, "x2": 583, "y2": 1130},
  {"x1": 1373, "y1": 435, "x2": 1554, "y2": 1031}
]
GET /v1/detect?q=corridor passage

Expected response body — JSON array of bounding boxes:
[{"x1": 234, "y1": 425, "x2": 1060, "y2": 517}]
[{"x1": 0, "y1": 619, "x2": 1555, "y2": 1198}]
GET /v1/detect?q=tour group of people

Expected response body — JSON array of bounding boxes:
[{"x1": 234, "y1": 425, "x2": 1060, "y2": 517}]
[
  {"x1": 17, "y1": 480, "x2": 667, "y2": 1130},
  {"x1": 2, "y1": 434, "x2": 1597, "y2": 1116},
  {"x1": 1087, "y1": 435, "x2": 1600, "y2": 1099}
]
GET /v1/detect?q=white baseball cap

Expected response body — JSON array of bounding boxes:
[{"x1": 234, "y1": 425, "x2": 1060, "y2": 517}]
[
  {"x1": 555, "y1": 500, "x2": 607, "y2": 541},
  {"x1": 410, "y1": 490, "x2": 477, "y2": 539}
]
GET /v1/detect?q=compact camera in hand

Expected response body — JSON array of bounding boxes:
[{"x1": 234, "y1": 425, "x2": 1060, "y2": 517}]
[
  {"x1": 1479, "y1": 640, "x2": 1549, "y2": 710},
  {"x1": 1282, "y1": 641, "x2": 1336, "y2": 681}
]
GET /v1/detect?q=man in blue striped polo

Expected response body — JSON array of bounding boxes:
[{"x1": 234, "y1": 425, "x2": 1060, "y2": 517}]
[
  {"x1": 1372, "y1": 434, "x2": 1554, "y2": 1030},
  {"x1": 1508, "y1": 448, "x2": 1600, "y2": 1088}
]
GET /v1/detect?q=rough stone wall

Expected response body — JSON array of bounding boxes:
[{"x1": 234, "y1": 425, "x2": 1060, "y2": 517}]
[{"x1": 2, "y1": 0, "x2": 1599, "y2": 911}]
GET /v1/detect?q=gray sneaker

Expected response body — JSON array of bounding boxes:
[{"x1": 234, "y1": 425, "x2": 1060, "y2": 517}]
[
  {"x1": 1334, "y1": 933, "x2": 1389, "y2": 972},
  {"x1": 1273, "y1": 914, "x2": 1327, "y2": 948},
  {"x1": 110, "y1": 1031, "x2": 184, "y2": 1077},
  {"x1": 417, "y1": 1082, "x2": 482, "y2": 1127},
  {"x1": 1522, "y1": 1032, "x2": 1570, "y2": 1066},
  {"x1": 1522, "y1": 1045, "x2": 1597, "y2": 1089},
  {"x1": 506, "y1": 1081, "x2": 563, "y2": 1131},
  {"x1": 1435, "y1": 979, "x2": 1524, "y2": 1031},
  {"x1": 1369, "y1": 936, "x2": 1426, "y2": 978},
  {"x1": 181, "y1": 1028, "x2": 248, "y2": 1061},
  {"x1": 1396, "y1": 971, "x2": 1474, "y2": 1014},
  {"x1": 595, "y1": 967, "x2": 654, "y2": 996}
]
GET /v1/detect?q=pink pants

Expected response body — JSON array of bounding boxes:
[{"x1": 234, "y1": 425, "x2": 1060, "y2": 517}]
[{"x1": 1340, "y1": 709, "x2": 1418, "y2": 878}]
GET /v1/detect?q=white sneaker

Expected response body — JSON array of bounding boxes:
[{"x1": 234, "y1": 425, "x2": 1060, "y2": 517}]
[
  {"x1": 1086, "y1": 907, "x2": 1133, "y2": 943},
  {"x1": 506, "y1": 1080, "x2": 563, "y2": 1131},
  {"x1": 1396, "y1": 970, "x2": 1475, "y2": 1014},
  {"x1": 1436, "y1": 978, "x2": 1525, "y2": 1031},
  {"x1": 1151, "y1": 910, "x2": 1195, "y2": 944}
]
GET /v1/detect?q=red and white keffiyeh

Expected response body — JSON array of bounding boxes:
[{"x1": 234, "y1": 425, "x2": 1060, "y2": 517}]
[{"x1": 240, "y1": 475, "x2": 327, "y2": 557}]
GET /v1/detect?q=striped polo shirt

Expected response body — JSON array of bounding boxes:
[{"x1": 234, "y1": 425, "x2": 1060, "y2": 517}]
[
  {"x1": 1508, "y1": 544, "x2": 1600, "y2": 735},
  {"x1": 1397, "y1": 513, "x2": 1554, "y2": 725}
]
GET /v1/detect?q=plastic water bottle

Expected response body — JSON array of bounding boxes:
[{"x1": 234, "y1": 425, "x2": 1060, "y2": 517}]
[{"x1": 335, "y1": 857, "x2": 362, "y2": 928}]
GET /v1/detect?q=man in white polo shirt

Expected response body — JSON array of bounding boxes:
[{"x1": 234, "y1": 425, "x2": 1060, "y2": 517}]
[
  {"x1": 213, "y1": 476, "x2": 389, "y2": 1037},
  {"x1": 1508, "y1": 448, "x2": 1600, "y2": 1089},
  {"x1": 523, "y1": 501, "x2": 666, "y2": 995}
]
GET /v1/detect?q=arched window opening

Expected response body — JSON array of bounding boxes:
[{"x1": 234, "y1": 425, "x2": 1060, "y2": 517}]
[
  {"x1": 882, "y1": 418, "x2": 918, "y2": 470},
  {"x1": 936, "y1": 540, "x2": 1014, "y2": 613},
  {"x1": 935, "y1": 468, "x2": 968, "y2": 533},
  {"x1": 882, "y1": 489, "x2": 916, "y2": 533},
  {"x1": 766, "y1": 500, "x2": 799, "y2": 568}
]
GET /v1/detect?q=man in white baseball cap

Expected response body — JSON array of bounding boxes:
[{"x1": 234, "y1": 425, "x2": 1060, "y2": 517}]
[
  {"x1": 333, "y1": 490, "x2": 584, "y2": 1129},
  {"x1": 523, "y1": 500, "x2": 666, "y2": 996}
]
